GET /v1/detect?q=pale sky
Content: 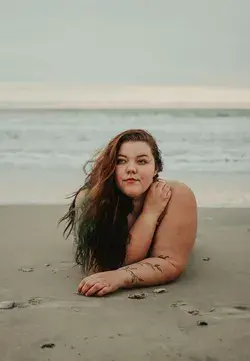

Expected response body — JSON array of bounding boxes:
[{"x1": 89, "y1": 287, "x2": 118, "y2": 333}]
[{"x1": 0, "y1": 0, "x2": 249, "y2": 86}]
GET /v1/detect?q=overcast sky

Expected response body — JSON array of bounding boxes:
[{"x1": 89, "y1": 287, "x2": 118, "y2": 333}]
[{"x1": 0, "y1": 0, "x2": 249, "y2": 86}]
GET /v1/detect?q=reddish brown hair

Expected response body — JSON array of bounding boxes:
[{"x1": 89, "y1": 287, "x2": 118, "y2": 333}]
[{"x1": 59, "y1": 129, "x2": 163, "y2": 272}]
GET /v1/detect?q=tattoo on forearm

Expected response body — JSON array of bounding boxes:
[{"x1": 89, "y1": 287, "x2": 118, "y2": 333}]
[
  {"x1": 126, "y1": 270, "x2": 144, "y2": 285},
  {"x1": 154, "y1": 264, "x2": 163, "y2": 273},
  {"x1": 120, "y1": 259, "x2": 165, "y2": 285},
  {"x1": 137, "y1": 261, "x2": 163, "y2": 273}
]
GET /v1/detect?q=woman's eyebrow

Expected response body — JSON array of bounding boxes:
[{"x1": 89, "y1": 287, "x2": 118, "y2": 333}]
[{"x1": 118, "y1": 154, "x2": 149, "y2": 158}]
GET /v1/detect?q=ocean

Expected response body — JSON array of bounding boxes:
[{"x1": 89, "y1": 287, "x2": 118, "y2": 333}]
[{"x1": 0, "y1": 108, "x2": 250, "y2": 206}]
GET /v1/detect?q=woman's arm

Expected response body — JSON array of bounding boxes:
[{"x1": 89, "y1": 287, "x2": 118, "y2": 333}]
[
  {"x1": 77, "y1": 183, "x2": 197, "y2": 297},
  {"x1": 125, "y1": 182, "x2": 172, "y2": 265},
  {"x1": 124, "y1": 213, "x2": 159, "y2": 265},
  {"x1": 120, "y1": 183, "x2": 197, "y2": 287}
]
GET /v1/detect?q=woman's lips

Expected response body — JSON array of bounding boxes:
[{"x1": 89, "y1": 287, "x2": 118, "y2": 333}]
[{"x1": 125, "y1": 179, "x2": 138, "y2": 184}]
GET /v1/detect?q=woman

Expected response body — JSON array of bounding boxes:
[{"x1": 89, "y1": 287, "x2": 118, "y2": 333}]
[{"x1": 59, "y1": 129, "x2": 197, "y2": 297}]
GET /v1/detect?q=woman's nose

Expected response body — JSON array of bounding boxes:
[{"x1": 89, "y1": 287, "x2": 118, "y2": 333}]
[{"x1": 126, "y1": 162, "x2": 137, "y2": 173}]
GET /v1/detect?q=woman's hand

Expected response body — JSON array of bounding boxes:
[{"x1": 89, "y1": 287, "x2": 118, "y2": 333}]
[
  {"x1": 77, "y1": 270, "x2": 126, "y2": 297},
  {"x1": 143, "y1": 180, "x2": 172, "y2": 218}
]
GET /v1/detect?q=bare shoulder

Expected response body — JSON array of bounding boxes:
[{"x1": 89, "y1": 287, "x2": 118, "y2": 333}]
[{"x1": 166, "y1": 179, "x2": 197, "y2": 206}]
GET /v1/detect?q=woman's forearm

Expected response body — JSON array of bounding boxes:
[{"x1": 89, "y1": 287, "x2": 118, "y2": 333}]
[
  {"x1": 125, "y1": 213, "x2": 159, "y2": 264},
  {"x1": 119, "y1": 257, "x2": 181, "y2": 288}
]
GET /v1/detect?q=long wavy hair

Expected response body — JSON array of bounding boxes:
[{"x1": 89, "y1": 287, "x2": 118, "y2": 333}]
[{"x1": 59, "y1": 129, "x2": 163, "y2": 273}]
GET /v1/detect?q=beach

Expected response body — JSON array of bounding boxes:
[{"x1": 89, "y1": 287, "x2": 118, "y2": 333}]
[
  {"x1": 1, "y1": 0, "x2": 250, "y2": 358},
  {"x1": 1, "y1": 105, "x2": 250, "y2": 360},
  {"x1": 0, "y1": 205, "x2": 250, "y2": 361}
]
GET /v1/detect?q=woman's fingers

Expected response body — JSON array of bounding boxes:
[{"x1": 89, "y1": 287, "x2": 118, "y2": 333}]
[
  {"x1": 85, "y1": 282, "x2": 107, "y2": 297},
  {"x1": 96, "y1": 286, "x2": 111, "y2": 297},
  {"x1": 77, "y1": 279, "x2": 86, "y2": 294},
  {"x1": 79, "y1": 279, "x2": 96, "y2": 295}
]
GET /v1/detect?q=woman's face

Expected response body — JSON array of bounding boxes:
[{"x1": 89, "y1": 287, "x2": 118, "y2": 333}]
[{"x1": 115, "y1": 141, "x2": 157, "y2": 198}]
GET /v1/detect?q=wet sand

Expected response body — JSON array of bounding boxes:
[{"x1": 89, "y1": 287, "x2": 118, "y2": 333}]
[{"x1": 0, "y1": 205, "x2": 250, "y2": 361}]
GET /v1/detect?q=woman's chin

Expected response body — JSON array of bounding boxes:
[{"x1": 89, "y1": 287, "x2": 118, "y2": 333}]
[{"x1": 123, "y1": 190, "x2": 143, "y2": 198}]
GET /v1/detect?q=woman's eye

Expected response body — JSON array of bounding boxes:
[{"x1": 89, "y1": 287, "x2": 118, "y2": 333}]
[
  {"x1": 138, "y1": 159, "x2": 147, "y2": 164},
  {"x1": 117, "y1": 159, "x2": 126, "y2": 164}
]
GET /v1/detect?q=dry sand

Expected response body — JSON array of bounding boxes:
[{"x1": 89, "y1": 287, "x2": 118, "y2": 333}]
[{"x1": 0, "y1": 205, "x2": 250, "y2": 361}]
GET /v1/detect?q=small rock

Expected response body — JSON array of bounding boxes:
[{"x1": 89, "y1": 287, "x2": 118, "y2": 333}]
[
  {"x1": 153, "y1": 288, "x2": 167, "y2": 294},
  {"x1": 188, "y1": 309, "x2": 199, "y2": 315},
  {"x1": 128, "y1": 292, "x2": 146, "y2": 299},
  {"x1": 234, "y1": 305, "x2": 248, "y2": 311},
  {"x1": 197, "y1": 320, "x2": 208, "y2": 326},
  {"x1": 209, "y1": 307, "x2": 216, "y2": 312},
  {"x1": 202, "y1": 257, "x2": 210, "y2": 261},
  {"x1": 28, "y1": 297, "x2": 42, "y2": 305},
  {"x1": 19, "y1": 267, "x2": 34, "y2": 272},
  {"x1": 52, "y1": 268, "x2": 58, "y2": 274},
  {"x1": 44, "y1": 263, "x2": 51, "y2": 267},
  {"x1": 0, "y1": 301, "x2": 16, "y2": 309},
  {"x1": 40, "y1": 343, "x2": 55, "y2": 349},
  {"x1": 171, "y1": 302, "x2": 178, "y2": 308},
  {"x1": 15, "y1": 302, "x2": 29, "y2": 309}
]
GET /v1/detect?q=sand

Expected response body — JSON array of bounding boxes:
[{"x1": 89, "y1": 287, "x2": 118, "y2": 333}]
[{"x1": 0, "y1": 205, "x2": 250, "y2": 361}]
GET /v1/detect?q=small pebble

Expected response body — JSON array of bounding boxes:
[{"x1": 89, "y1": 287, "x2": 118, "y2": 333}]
[
  {"x1": 171, "y1": 302, "x2": 178, "y2": 308},
  {"x1": 128, "y1": 292, "x2": 146, "y2": 299},
  {"x1": 188, "y1": 309, "x2": 199, "y2": 315},
  {"x1": 28, "y1": 297, "x2": 42, "y2": 305},
  {"x1": 197, "y1": 320, "x2": 208, "y2": 326},
  {"x1": 209, "y1": 307, "x2": 216, "y2": 312},
  {"x1": 153, "y1": 288, "x2": 167, "y2": 294},
  {"x1": 202, "y1": 257, "x2": 210, "y2": 261},
  {"x1": 234, "y1": 305, "x2": 248, "y2": 311},
  {"x1": 0, "y1": 301, "x2": 16, "y2": 309},
  {"x1": 44, "y1": 263, "x2": 51, "y2": 267},
  {"x1": 19, "y1": 267, "x2": 34, "y2": 272},
  {"x1": 40, "y1": 343, "x2": 55, "y2": 349}
]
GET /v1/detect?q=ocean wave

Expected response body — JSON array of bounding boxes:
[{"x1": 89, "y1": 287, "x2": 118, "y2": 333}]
[{"x1": 0, "y1": 109, "x2": 250, "y2": 173}]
